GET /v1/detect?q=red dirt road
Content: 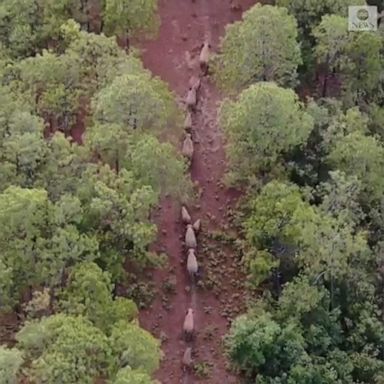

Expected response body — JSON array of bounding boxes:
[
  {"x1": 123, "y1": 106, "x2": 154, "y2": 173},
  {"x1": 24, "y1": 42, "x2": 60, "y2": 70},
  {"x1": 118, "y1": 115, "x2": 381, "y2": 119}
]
[{"x1": 138, "y1": 1, "x2": 257, "y2": 383}]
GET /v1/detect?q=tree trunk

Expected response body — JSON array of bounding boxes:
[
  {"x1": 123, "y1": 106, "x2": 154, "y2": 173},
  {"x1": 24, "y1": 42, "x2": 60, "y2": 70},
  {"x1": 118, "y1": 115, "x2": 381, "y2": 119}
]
[
  {"x1": 322, "y1": 72, "x2": 328, "y2": 98},
  {"x1": 125, "y1": 35, "x2": 130, "y2": 52}
]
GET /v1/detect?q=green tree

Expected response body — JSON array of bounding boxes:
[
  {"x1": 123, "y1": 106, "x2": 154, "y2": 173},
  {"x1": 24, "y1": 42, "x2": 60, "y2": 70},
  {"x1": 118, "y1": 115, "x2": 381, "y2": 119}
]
[
  {"x1": 121, "y1": 134, "x2": 190, "y2": 199},
  {"x1": 63, "y1": 26, "x2": 132, "y2": 92},
  {"x1": 39, "y1": 0, "x2": 73, "y2": 43},
  {"x1": 36, "y1": 132, "x2": 89, "y2": 201},
  {"x1": 220, "y1": 82, "x2": 313, "y2": 181},
  {"x1": 0, "y1": 0, "x2": 77, "y2": 58},
  {"x1": 17, "y1": 314, "x2": 113, "y2": 383},
  {"x1": 86, "y1": 128, "x2": 190, "y2": 199},
  {"x1": 0, "y1": 0, "x2": 41, "y2": 58},
  {"x1": 77, "y1": 165, "x2": 158, "y2": 278},
  {"x1": 327, "y1": 131, "x2": 384, "y2": 202},
  {"x1": 112, "y1": 367, "x2": 157, "y2": 384},
  {"x1": 0, "y1": 346, "x2": 23, "y2": 384},
  {"x1": 226, "y1": 272, "x2": 383, "y2": 383},
  {"x1": 59, "y1": 261, "x2": 138, "y2": 332},
  {"x1": 243, "y1": 181, "x2": 313, "y2": 284},
  {"x1": 314, "y1": 15, "x2": 384, "y2": 104},
  {"x1": 0, "y1": 85, "x2": 48, "y2": 189},
  {"x1": 0, "y1": 186, "x2": 98, "y2": 307},
  {"x1": 244, "y1": 181, "x2": 309, "y2": 250},
  {"x1": 91, "y1": 72, "x2": 179, "y2": 135},
  {"x1": 225, "y1": 310, "x2": 306, "y2": 378},
  {"x1": 277, "y1": 0, "x2": 365, "y2": 35},
  {"x1": 15, "y1": 50, "x2": 81, "y2": 133},
  {"x1": 243, "y1": 179, "x2": 370, "y2": 286},
  {"x1": 214, "y1": 4, "x2": 301, "y2": 91},
  {"x1": 110, "y1": 321, "x2": 161, "y2": 375},
  {"x1": 103, "y1": 0, "x2": 159, "y2": 49},
  {"x1": 292, "y1": 100, "x2": 370, "y2": 186},
  {"x1": 317, "y1": 170, "x2": 364, "y2": 228}
]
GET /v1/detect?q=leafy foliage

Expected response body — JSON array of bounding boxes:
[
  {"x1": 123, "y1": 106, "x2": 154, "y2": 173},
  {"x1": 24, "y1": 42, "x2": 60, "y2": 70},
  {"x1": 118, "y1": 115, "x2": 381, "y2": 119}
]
[
  {"x1": 91, "y1": 72, "x2": 179, "y2": 134},
  {"x1": 314, "y1": 15, "x2": 384, "y2": 105},
  {"x1": 220, "y1": 82, "x2": 313, "y2": 182},
  {"x1": 0, "y1": 4, "x2": 177, "y2": 384},
  {"x1": 59, "y1": 262, "x2": 138, "y2": 332},
  {"x1": 112, "y1": 367, "x2": 158, "y2": 384},
  {"x1": 214, "y1": 4, "x2": 301, "y2": 91},
  {"x1": 0, "y1": 186, "x2": 98, "y2": 307},
  {"x1": 104, "y1": 0, "x2": 159, "y2": 39},
  {"x1": 15, "y1": 49, "x2": 81, "y2": 132},
  {"x1": 0, "y1": 85, "x2": 47, "y2": 189},
  {"x1": 110, "y1": 321, "x2": 162, "y2": 375},
  {"x1": 277, "y1": 0, "x2": 365, "y2": 35},
  {"x1": 226, "y1": 273, "x2": 384, "y2": 383},
  {"x1": 17, "y1": 314, "x2": 113, "y2": 383},
  {"x1": 0, "y1": 346, "x2": 23, "y2": 384},
  {"x1": 327, "y1": 131, "x2": 384, "y2": 203},
  {"x1": 0, "y1": 0, "x2": 159, "y2": 59},
  {"x1": 86, "y1": 127, "x2": 190, "y2": 199}
]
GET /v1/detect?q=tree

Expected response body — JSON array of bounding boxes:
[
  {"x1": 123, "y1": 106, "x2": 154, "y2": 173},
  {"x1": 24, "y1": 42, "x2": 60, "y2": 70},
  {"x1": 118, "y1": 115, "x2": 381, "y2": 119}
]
[
  {"x1": 225, "y1": 310, "x2": 306, "y2": 379},
  {"x1": 0, "y1": 0, "x2": 75, "y2": 58},
  {"x1": 15, "y1": 50, "x2": 82, "y2": 133},
  {"x1": 112, "y1": 367, "x2": 158, "y2": 384},
  {"x1": 59, "y1": 261, "x2": 138, "y2": 332},
  {"x1": 277, "y1": 0, "x2": 365, "y2": 35},
  {"x1": 86, "y1": 127, "x2": 191, "y2": 199},
  {"x1": 0, "y1": 0, "x2": 41, "y2": 58},
  {"x1": 243, "y1": 181, "x2": 313, "y2": 285},
  {"x1": 39, "y1": 0, "x2": 74, "y2": 43},
  {"x1": 226, "y1": 273, "x2": 384, "y2": 383},
  {"x1": 91, "y1": 72, "x2": 179, "y2": 135},
  {"x1": 317, "y1": 170, "x2": 364, "y2": 228},
  {"x1": 36, "y1": 132, "x2": 90, "y2": 201},
  {"x1": 314, "y1": 15, "x2": 384, "y2": 104},
  {"x1": 291, "y1": 100, "x2": 371, "y2": 187},
  {"x1": 219, "y1": 82, "x2": 313, "y2": 181},
  {"x1": 0, "y1": 186, "x2": 98, "y2": 307},
  {"x1": 77, "y1": 165, "x2": 158, "y2": 278},
  {"x1": 110, "y1": 321, "x2": 161, "y2": 375},
  {"x1": 121, "y1": 134, "x2": 191, "y2": 199},
  {"x1": 16, "y1": 314, "x2": 113, "y2": 383},
  {"x1": 103, "y1": 0, "x2": 159, "y2": 49},
  {"x1": 0, "y1": 346, "x2": 23, "y2": 384},
  {"x1": 292, "y1": 205, "x2": 370, "y2": 284},
  {"x1": 214, "y1": 4, "x2": 301, "y2": 91},
  {"x1": 60, "y1": 20, "x2": 151, "y2": 92},
  {"x1": 0, "y1": 85, "x2": 48, "y2": 190},
  {"x1": 63, "y1": 26, "x2": 131, "y2": 92},
  {"x1": 243, "y1": 179, "x2": 371, "y2": 287},
  {"x1": 327, "y1": 131, "x2": 384, "y2": 203}
]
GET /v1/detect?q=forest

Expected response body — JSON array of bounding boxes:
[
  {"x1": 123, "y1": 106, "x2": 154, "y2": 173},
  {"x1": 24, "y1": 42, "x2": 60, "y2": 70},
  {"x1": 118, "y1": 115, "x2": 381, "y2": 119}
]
[{"x1": 0, "y1": 0, "x2": 383, "y2": 383}]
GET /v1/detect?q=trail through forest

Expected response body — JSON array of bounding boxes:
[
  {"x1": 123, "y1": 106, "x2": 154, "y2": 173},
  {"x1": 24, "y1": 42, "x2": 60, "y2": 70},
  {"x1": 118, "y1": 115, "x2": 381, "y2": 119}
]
[{"x1": 138, "y1": 0, "x2": 257, "y2": 382}]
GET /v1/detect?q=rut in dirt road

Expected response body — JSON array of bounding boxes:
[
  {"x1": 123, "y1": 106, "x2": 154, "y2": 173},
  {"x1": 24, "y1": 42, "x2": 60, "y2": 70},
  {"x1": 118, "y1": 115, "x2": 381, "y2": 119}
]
[{"x1": 138, "y1": 1, "x2": 257, "y2": 383}]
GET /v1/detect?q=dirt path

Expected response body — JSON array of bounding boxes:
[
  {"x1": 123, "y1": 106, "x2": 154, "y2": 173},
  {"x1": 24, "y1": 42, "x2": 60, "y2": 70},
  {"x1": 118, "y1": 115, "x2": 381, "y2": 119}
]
[{"x1": 138, "y1": 1, "x2": 257, "y2": 383}]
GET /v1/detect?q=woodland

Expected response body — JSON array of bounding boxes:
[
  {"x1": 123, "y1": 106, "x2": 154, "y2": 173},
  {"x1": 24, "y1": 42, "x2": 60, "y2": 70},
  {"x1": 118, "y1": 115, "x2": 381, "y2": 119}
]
[{"x1": 0, "y1": 0, "x2": 383, "y2": 383}]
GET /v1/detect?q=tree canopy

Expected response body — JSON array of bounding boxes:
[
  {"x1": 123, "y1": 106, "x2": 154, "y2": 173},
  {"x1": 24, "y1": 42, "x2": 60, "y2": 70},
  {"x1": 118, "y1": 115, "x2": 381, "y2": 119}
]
[
  {"x1": 103, "y1": 0, "x2": 159, "y2": 40},
  {"x1": 313, "y1": 15, "x2": 384, "y2": 105},
  {"x1": 220, "y1": 82, "x2": 313, "y2": 182},
  {"x1": 277, "y1": 0, "x2": 365, "y2": 35},
  {"x1": 214, "y1": 4, "x2": 301, "y2": 91}
]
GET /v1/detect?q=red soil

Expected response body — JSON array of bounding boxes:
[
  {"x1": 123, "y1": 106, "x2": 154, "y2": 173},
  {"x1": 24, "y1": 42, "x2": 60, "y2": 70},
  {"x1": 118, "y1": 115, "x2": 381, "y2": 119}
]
[{"x1": 138, "y1": 0, "x2": 257, "y2": 383}]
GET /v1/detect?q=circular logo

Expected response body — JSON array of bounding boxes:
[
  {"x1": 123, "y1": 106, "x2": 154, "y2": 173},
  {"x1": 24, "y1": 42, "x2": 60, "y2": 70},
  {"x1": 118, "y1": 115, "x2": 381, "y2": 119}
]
[{"x1": 357, "y1": 9, "x2": 369, "y2": 21}]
